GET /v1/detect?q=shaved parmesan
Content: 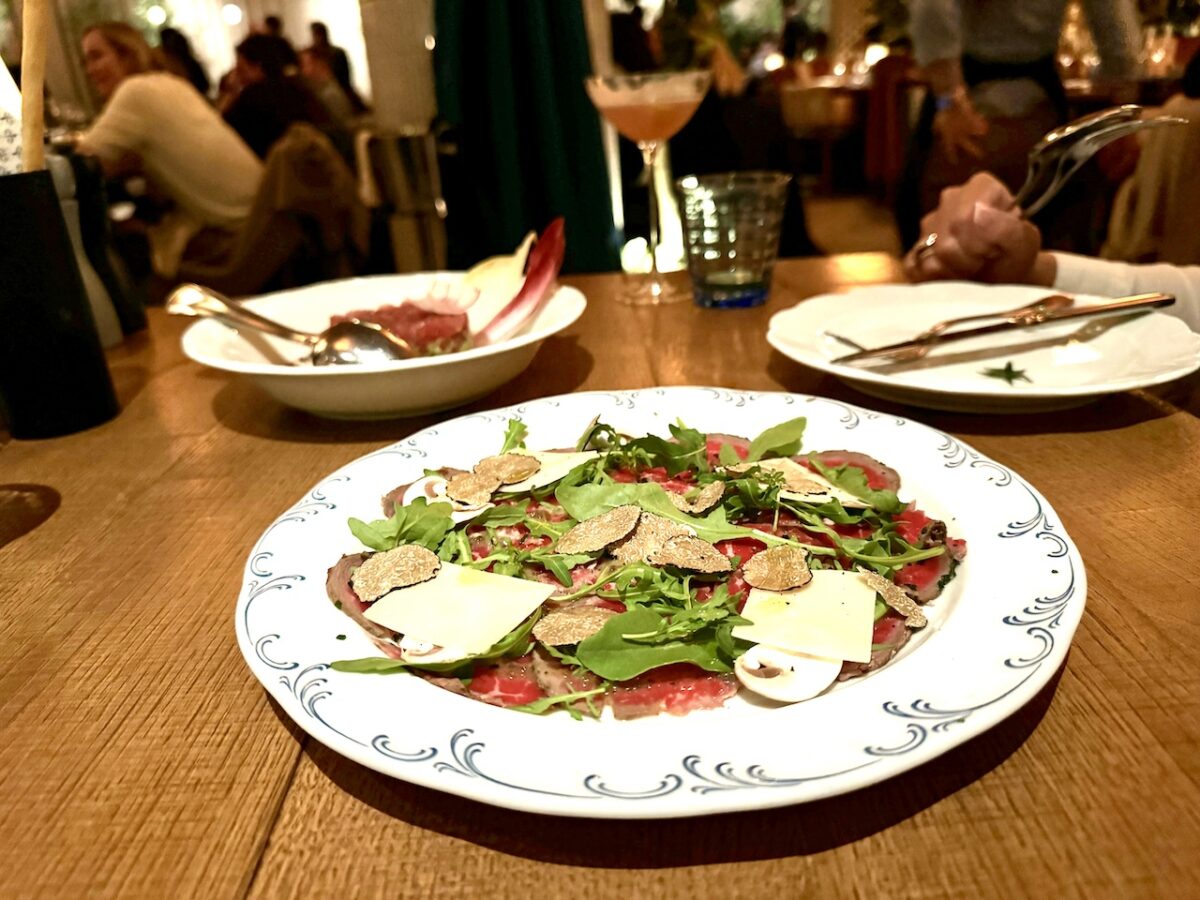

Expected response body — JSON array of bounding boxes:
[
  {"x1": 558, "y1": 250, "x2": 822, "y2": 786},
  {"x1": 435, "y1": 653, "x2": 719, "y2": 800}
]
[
  {"x1": 732, "y1": 570, "x2": 877, "y2": 663},
  {"x1": 363, "y1": 562, "x2": 554, "y2": 654}
]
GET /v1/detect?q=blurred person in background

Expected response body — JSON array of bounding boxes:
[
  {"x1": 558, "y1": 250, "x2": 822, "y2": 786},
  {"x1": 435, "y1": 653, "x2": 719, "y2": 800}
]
[
  {"x1": 159, "y1": 27, "x2": 209, "y2": 98},
  {"x1": 300, "y1": 45, "x2": 356, "y2": 127},
  {"x1": 899, "y1": 0, "x2": 1141, "y2": 251},
  {"x1": 223, "y1": 33, "x2": 330, "y2": 159},
  {"x1": 1101, "y1": 52, "x2": 1200, "y2": 266},
  {"x1": 77, "y1": 22, "x2": 262, "y2": 279},
  {"x1": 902, "y1": 171, "x2": 1200, "y2": 333},
  {"x1": 262, "y1": 15, "x2": 299, "y2": 68},
  {"x1": 309, "y1": 21, "x2": 366, "y2": 115}
]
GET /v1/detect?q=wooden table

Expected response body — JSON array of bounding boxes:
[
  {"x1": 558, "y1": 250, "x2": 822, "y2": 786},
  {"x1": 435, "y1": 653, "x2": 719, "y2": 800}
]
[{"x1": 3, "y1": 254, "x2": 1199, "y2": 898}]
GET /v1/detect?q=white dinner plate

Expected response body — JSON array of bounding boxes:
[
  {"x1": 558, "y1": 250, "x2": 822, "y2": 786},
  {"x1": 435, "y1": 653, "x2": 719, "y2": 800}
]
[
  {"x1": 236, "y1": 387, "x2": 1085, "y2": 818},
  {"x1": 768, "y1": 282, "x2": 1200, "y2": 413},
  {"x1": 180, "y1": 274, "x2": 586, "y2": 419}
]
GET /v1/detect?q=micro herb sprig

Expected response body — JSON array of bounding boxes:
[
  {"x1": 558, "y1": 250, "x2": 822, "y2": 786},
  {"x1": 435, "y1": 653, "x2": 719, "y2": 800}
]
[{"x1": 980, "y1": 361, "x2": 1032, "y2": 385}]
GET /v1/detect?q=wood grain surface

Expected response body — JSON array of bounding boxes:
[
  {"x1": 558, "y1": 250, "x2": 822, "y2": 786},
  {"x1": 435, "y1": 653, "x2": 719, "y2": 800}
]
[{"x1": 2, "y1": 254, "x2": 1198, "y2": 899}]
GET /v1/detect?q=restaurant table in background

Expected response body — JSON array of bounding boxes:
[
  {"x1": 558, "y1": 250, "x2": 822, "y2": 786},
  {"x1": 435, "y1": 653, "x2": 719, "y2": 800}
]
[
  {"x1": 2, "y1": 255, "x2": 1199, "y2": 896},
  {"x1": 1064, "y1": 76, "x2": 1185, "y2": 116}
]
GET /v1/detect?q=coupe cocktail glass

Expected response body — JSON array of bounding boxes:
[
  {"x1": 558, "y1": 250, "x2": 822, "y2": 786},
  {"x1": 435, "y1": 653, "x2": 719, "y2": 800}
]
[{"x1": 586, "y1": 70, "x2": 712, "y2": 305}]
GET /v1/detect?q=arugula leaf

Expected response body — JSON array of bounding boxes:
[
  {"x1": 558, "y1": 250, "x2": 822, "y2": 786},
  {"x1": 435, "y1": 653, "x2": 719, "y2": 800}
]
[
  {"x1": 717, "y1": 443, "x2": 742, "y2": 467},
  {"x1": 499, "y1": 418, "x2": 528, "y2": 453},
  {"x1": 745, "y1": 417, "x2": 807, "y2": 462},
  {"x1": 467, "y1": 504, "x2": 527, "y2": 527},
  {"x1": 438, "y1": 529, "x2": 473, "y2": 563},
  {"x1": 775, "y1": 499, "x2": 944, "y2": 567},
  {"x1": 555, "y1": 478, "x2": 790, "y2": 547},
  {"x1": 669, "y1": 422, "x2": 709, "y2": 465},
  {"x1": 715, "y1": 621, "x2": 753, "y2": 660},
  {"x1": 576, "y1": 417, "x2": 616, "y2": 451},
  {"x1": 806, "y1": 456, "x2": 905, "y2": 515},
  {"x1": 509, "y1": 687, "x2": 607, "y2": 717},
  {"x1": 330, "y1": 657, "x2": 410, "y2": 674},
  {"x1": 401, "y1": 608, "x2": 544, "y2": 674},
  {"x1": 622, "y1": 421, "x2": 709, "y2": 476},
  {"x1": 622, "y1": 598, "x2": 748, "y2": 645},
  {"x1": 523, "y1": 516, "x2": 573, "y2": 539},
  {"x1": 334, "y1": 608, "x2": 543, "y2": 677},
  {"x1": 625, "y1": 437, "x2": 696, "y2": 475},
  {"x1": 576, "y1": 609, "x2": 731, "y2": 680},
  {"x1": 530, "y1": 552, "x2": 592, "y2": 586},
  {"x1": 347, "y1": 497, "x2": 455, "y2": 552},
  {"x1": 541, "y1": 642, "x2": 584, "y2": 668},
  {"x1": 784, "y1": 497, "x2": 858, "y2": 524},
  {"x1": 720, "y1": 470, "x2": 784, "y2": 519}
]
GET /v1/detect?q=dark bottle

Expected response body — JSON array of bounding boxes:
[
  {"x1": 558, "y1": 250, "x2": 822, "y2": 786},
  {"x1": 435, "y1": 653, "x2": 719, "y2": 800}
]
[{"x1": 0, "y1": 169, "x2": 119, "y2": 438}]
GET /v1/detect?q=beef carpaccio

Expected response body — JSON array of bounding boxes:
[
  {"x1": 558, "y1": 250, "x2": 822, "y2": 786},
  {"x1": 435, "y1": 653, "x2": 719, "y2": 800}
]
[{"x1": 328, "y1": 417, "x2": 966, "y2": 719}]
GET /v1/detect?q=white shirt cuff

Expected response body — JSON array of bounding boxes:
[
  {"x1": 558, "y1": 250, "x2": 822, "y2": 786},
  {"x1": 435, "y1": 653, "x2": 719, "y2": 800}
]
[{"x1": 1051, "y1": 252, "x2": 1136, "y2": 299}]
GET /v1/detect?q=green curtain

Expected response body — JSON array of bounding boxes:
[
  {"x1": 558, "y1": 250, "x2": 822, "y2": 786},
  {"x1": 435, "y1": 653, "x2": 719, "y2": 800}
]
[{"x1": 435, "y1": 0, "x2": 619, "y2": 273}]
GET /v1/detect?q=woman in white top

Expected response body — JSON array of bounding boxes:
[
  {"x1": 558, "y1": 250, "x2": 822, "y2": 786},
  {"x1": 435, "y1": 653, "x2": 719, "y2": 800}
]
[
  {"x1": 903, "y1": 171, "x2": 1200, "y2": 334},
  {"x1": 77, "y1": 22, "x2": 262, "y2": 278}
]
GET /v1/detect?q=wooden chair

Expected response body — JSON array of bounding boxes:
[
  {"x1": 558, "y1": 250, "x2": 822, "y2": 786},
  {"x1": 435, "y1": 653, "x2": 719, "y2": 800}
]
[{"x1": 780, "y1": 83, "x2": 858, "y2": 194}]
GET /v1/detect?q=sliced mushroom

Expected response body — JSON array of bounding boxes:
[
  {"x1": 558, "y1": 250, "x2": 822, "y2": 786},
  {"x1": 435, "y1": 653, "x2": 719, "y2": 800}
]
[
  {"x1": 397, "y1": 635, "x2": 472, "y2": 665},
  {"x1": 734, "y1": 644, "x2": 843, "y2": 703}
]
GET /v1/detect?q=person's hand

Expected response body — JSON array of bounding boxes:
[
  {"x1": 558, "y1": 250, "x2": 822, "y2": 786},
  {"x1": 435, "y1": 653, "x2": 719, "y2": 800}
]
[
  {"x1": 931, "y1": 88, "x2": 988, "y2": 164},
  {"x1": 711, "y1": 41, "x2": 748, "y2": 97},
  {"x1": 904, "y1": 172, "x2": 1055, "y2": 286}
]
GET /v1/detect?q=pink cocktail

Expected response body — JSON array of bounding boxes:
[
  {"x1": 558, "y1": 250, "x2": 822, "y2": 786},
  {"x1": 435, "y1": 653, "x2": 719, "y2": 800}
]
[
  {"x1": 599, "y1": 99, "x2": 703, "y2": 144},
  {"x1": 586, "y1": 70, "x2": 711, "y2": 305}
]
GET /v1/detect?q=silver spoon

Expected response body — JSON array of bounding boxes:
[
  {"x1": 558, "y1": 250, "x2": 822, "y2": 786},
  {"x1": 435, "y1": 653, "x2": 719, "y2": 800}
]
[{"x1": 166, "y1": 283, "x2": 414, "y2": 366}]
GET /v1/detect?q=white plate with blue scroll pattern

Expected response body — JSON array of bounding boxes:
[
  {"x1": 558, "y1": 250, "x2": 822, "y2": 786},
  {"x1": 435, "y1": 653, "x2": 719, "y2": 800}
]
[{"x1": 235, "y1": 387, "x2": 1085, "y2": 818}]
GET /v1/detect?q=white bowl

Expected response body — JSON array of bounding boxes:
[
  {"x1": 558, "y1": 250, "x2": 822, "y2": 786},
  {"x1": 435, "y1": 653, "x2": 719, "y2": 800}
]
[{"x1": 179, "y1": 274, "x2": 587, "y2": 419}]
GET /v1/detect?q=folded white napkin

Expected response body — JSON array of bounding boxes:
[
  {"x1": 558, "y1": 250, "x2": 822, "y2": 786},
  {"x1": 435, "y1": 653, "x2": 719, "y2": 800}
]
[{"x1": 0, "y1": 63, "x2": 21, "y2": 175}]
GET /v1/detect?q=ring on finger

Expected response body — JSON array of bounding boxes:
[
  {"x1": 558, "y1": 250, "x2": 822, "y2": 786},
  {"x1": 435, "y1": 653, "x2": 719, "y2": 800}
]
[{"x1": 915, "y1": 232, "x2": 939, "y2": 261}]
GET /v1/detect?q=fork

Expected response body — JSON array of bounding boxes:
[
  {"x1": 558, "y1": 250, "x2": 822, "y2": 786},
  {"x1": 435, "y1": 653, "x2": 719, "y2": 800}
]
[
  {"x1": 917, "y1": 106, "x2": 1188, "y2": 264},
  {"x1": 1013, "y1": 105, "x2": 1187, "y2": 217},
  {"x1": 911, "y1": 294, "x2": 1073, "y2": 344}
]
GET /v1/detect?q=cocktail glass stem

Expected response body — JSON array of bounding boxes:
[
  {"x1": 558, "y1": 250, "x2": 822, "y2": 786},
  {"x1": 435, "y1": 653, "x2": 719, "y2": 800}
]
[{"x1": 639, "y1": 140, "x2": 667, "y2": 301}]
